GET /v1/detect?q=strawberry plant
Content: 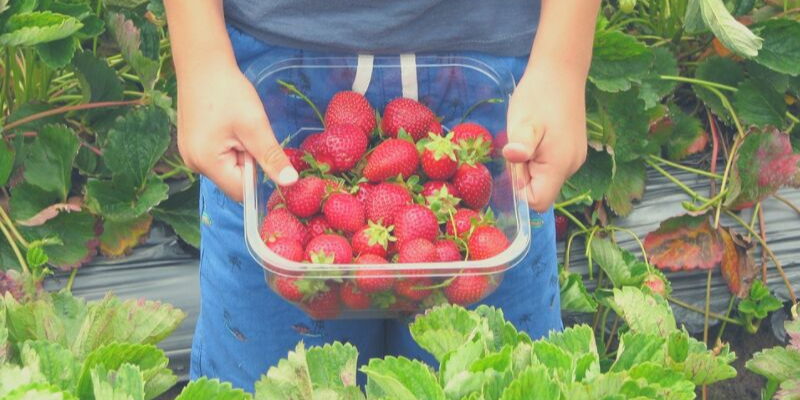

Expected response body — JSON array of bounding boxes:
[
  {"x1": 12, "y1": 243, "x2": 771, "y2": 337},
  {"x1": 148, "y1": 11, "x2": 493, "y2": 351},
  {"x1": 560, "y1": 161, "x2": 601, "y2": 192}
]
[{"x1": 747, "y1": 305, "x2": 800, "y2": 400}]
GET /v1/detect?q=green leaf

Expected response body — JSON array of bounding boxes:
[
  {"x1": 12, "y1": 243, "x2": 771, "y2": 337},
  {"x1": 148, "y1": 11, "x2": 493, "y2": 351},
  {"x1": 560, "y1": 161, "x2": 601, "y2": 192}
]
[
  {"x1": 745, "y1": 60, "x2": 790, "y2": 92},
  {"x1": 254, "y1": 342, "x2": 313, "y2": 400},
  {"x1": 639, "y1": 48, "x2": 678, "y2": 108},
  {"x1": 559, "y1": 269, "x2": 598, "y2": 313},
  {"x1": 22, "y1": 124, "x2": 79, "y2": 201},
  {"x1": 35, "y1": 36, "x2": 76, "y2": 69},
  {"x1": 0, "y1": 11, "x2": 82, "y2": 46},
  {"x1": 676, "y1": 343, "x2": 737, "y2": 385},
  {"x1": 562, "y1": 373, "x2": 626, "y2": 400},
  {"x1": 18, "y1": 211, "x2": 98, "y2": 270},
  {"x1": 612, "y1": 286, "x2": 677, "y2": 336},
  {"x1": 498, "y1": 365, "x2": 560, "y2": 400},
  {"x1": 693, "y1": 57, "x2": 745, "y2": 123},
  {"x1": 589, "y1": 30, "x2": 653, "y2": 92},
  {"x1": 753, "y1": 19, "x2": 800, "y2": 76},
  {"x1": 102, "y1": 0, "x2": 149, "y2": 7},
  {"x1": 106, "y1": 12, "x2": 160, "y2": 91},
  {"x1": 695, "y1": 0, "x2": 763, "y2": 57},
  {"x1": 306, "y1": 342, "x2": 359, "y2": 389},
  {"x1": 473, "y1": 306, "x2": 529, "y2": 351},
  {"x1": 561, "y1": 149, "x2": 613, "y2": 201},
  {"x1": 362, "y1": 356, "x2": 445, "y2": 400},
  {"x1": 531, "y1": 341, "x2": 574, "y2": 382},
  {"x1": 178, "y1": 378, "x2": 251, "y2": 400},
  {"x1": 90, "y1": 364, "x2": 145, "y2": 400},
  {"x1": 50, "y1": 291, "x2": 89, "y2": 348},
  {"x1": 628, "y1": 363, "x2": 696, "y2": 400},
  {"x1": 734, "y1": 79, "x2": 787, "y2": 128},
  {"x1": 440, "y1": 340, "x2": 484, "y2": 390},
  {"x1": 77, "y1": 343, "x2": 175, "y2": 400},
  {"x1": 605, "y1": 160, "x2": 646, "y2": 217},
  {"x1": 98, "y1": 214, "x2": 153, "y2": 257},
  {"x1": 747, "y1": 347, "x2": 800, "y2": 382},
  {"x1": 666, "y1": 109, "x2": 708, "y2": 161},
  {"x1": 72, "y1": 51, "x2": 123, "y2": 103},
  {"x1": 3, "y1": 383, "x2": 77, "y2": 400},
  {"x1": 152, "y1": 181, "x2": 200, "y2": 247},
  {"x1": 103, "y1": 106, "x2": 170, "y2": 187},
  {"x1": 594, "y1": 89, "x2": 652, "y2": 163},
  {"x1": 75, "y1": 15, "x2": 104, "y2": 39},
  {"x1": 8, "y1": 181, "x2": 62, "y2": 223},
  {"x1": 85, "y1": 176, "x2": 169, "y2": 221},
  {"x1": 20, "y1": 341, "x2": 80, "y2": 392},
  {"x1": 590, "y1": 238, "x2": 647, "y2": 287},
  {"x1": 0, "y1": 364, "x2": 44, "y2": 397},
  {"x1": 0, "y1": 140, "x2": 14, "y2": 186},
  {"x1": 668, "y1": 330, "x2": 690, "y2": 363},
  {"x1": 611, "y1": 332, "x2": 665, "y2": 372},
  {"x1": 410, "y1": 305, "x2": 482, "y2": 363}
]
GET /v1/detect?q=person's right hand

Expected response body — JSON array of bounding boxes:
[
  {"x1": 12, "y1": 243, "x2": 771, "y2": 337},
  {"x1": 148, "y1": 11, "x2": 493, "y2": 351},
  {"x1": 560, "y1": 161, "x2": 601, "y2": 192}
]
[{"x1": 176, "y1": 62, "x2": 298, "y2": 202}]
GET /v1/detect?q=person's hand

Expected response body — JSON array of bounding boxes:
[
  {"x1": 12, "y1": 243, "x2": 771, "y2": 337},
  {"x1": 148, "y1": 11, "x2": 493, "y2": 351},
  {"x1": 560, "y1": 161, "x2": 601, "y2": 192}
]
[
  {"x1": 176, "y1": 61, "x2": 298, "y2": 202},
  {"x1": 502, "y1": 63, "x2": 588, "y2": 212}
]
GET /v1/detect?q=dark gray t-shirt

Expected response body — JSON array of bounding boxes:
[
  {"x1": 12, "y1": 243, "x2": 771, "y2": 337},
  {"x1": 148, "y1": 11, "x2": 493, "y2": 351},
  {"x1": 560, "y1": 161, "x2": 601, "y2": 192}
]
[{"x1": 224, "y1": 1, "x2": 541, "y2": 56}]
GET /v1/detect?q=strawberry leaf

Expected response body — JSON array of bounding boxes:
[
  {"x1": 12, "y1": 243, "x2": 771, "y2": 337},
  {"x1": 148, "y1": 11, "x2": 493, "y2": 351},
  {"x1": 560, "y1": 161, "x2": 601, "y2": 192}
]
[
  {"x1": 20, "y1": 341, "x2": 80, "y2": 392},
  {"x1": 605, "y1": 160, "x2": 646, "y2": 217},
  {"x1": 35, "y1": 37, "x2": 77, "y2": 69},
  {"x1": 152, "y1": 181, "x2": 200, "y2": 247},
  {"x1": 473, "y1": 305, "x2": 529, "y2": 350},
  {"x1": 559, "y1": 268, "x2": 598, "y2": 313},
  {"x1": 72, "y1": 51, "x2": 124, "y2": 104},
  {"x1": 22, "y1": 124, "x2": 80, "y2": 201},
  {"x1": 76, "y1": 343, "x2": 176, "y2": 400},
  {"x1": 638, "y1": 47, "x2": 678, "y2": 109},
  {"x1": 106, "y1": 12, "x2": 160, "y2": 91},
  {"x1": 590, "y1": 238, "x2": 648, "y2": 287},
  {"x1": 103, "y1": 106, "x2": 170, "y2": 188},
  {"x1": 588, "y1": 30, "x2": 653, "y2": 93},
  {"x1": 612, "y1": 286, "x2": 677, "y2": 336},
  {"x1": 9, "y1": 182, "x2": 64, "y2": 223},
  {"x1": 85, "y1": 176, "x2": 169, "y2": 221},
  {"x1": 594, "y1": 89, "x2": 652, "y2": 162},
  {"x1": 0, "y1": 11, "x2": 83, "y2": 47},
  {"x1": 362, "y1": 356, "x2": 445, "y2": 400},
  {"x1": 692, "y1": 0, "x2": 763, "y2": 57},
  {"x1": 98, "y1": 214, "x2": 152, "y2": 257},
  {"x1": 747, "y1": 347, "x2": 800, "y2": 384},
  {"x1": 178, "y1": 378, "x2": 251, "y2": 400},
  {"x1": 726, "y1": 127, "x2": 800, "y2": 209},
  {"x1": 628, "y1": 363, "x2": 697, "y2": 400},
  {"x1": 676, "y1": 341, "x2": 737, "y2": 385},
  {"x1": 498, "y1": 365, "x2": 560, "y2": 400},
  {"x1": 643, "y1": 213, "x2": 724, "y2": 271},
  {"x1": 719, "y1": 227, "x2": 757, "y2": 298},
  {"x1": 733, "y1": 78, "x2": 787, "y2": 128},
  {"x1": 0, "y1": 140, "x2": 13, "y2": 187},
  {"x1": 611, "y1": 332, "x2": 665, "y2": 372},
  {"x1": 752, "y1": 19, "x2": 800, "y2": 76},
  {"x1": 90, "y1": 363, "x2": 145, "y2": 400},
  {"x1": 18, "y1": 211, "x2": 98, "y2": 270},
  {"x1": 305, "y1": 342, "x2": 360, "y2": 389},
  {"x1": 561, "y1": 148, "x2": 613, "y2": 201},
  {"x1": 665, "y1": 109, "x2": 708, "y2": 161},
  {"x1": 410, "y1": 305, "x2": 481, "y2": 363},
  {"x1": 692, "y1": 57, "x2": 745, "y2": 124},
  {"x1": 4, "y1": 383, "x2": 77, "y2": 400}
]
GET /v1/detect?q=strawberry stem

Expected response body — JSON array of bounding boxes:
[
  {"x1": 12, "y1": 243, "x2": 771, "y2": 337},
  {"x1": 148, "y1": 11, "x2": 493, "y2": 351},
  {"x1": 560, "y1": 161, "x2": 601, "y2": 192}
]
[
  {"x1": 276, "y1": 80, "x2": 325, "y2": 127},
  {"x1": 459, "y1": 98, "x2": 503, "y2": 124}
]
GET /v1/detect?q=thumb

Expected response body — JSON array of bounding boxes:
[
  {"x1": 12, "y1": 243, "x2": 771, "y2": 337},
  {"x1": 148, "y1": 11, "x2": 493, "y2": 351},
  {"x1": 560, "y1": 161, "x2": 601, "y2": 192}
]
[
  {"x1": 235, "y1": 113, "x2": 298, "y2": 187},
  {"x1": 502, "y1": 116, "x2": 543, "y2": 164}
]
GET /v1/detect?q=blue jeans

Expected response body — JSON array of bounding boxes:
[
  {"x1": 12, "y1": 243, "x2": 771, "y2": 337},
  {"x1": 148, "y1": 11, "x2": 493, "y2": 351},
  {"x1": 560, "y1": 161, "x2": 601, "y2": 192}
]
[{"x1": 190, "y1": 25, "x2": 562, "y2": 393}]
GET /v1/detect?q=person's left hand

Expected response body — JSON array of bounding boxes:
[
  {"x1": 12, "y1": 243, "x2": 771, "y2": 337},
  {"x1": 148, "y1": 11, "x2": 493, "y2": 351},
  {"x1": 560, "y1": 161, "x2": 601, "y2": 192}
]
[{"x1": 502, "y1": 63, "x2": 588, "y2": 212}]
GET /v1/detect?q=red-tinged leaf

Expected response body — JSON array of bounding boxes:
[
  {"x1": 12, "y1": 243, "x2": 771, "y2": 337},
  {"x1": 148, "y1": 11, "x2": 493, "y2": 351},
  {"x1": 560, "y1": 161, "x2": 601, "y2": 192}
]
[
  {"x1": 727, "y1": 127, "x2": 800, "y2": 209},
  {"x1": 99, "y1": 214, "x2": 153, "y2": 257},
  {"x1": 19, "y1": 211, "x2": 99, "y2": 270},
  {"x1": 719, "y1": 227, "x2": 758, "y2": 298},
  {"x1": 16, "y1": 199, "x2": 82, "y2": 227},
  {"x1": 644, "y1": 214, "x2": 724, "y2": 271},
  {"x1": 777, "y1": 379, "x2": 800, "y2": 400}
]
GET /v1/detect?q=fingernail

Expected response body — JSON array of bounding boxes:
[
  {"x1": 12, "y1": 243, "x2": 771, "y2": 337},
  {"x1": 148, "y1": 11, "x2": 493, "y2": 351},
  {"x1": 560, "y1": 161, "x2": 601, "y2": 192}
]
[{"x1": 277, "y1": 166, "x2": 299, "y2": 185}]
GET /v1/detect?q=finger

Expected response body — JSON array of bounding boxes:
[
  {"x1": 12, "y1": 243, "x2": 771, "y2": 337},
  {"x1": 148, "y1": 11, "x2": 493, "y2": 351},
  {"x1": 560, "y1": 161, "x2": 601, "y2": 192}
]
[
  {"x1": 234, "y1": 112, "x2": 298, "y2": 187},
  {"x1": 199, "y1": 149, "x2": 246, "y2": 203},
  {"x1": 525, "y1": 161, "x2": 567, "y2": 213}
]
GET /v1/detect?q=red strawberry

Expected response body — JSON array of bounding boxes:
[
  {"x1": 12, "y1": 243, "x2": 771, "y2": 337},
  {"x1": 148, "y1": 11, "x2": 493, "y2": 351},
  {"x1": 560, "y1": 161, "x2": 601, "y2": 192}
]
[
  {"x1": 452, "y1": 122, "x2": 494, "y2": 156},
  {"x1": 325, "y1": 91, "x2": 376, "y2": 138},
  {"x1": 446, "y1": 208, "x2": 479, "y2": 238},
  {"x1": 261, "y1": 208, "x2": 309, "y2": 245},
  {"x1": 355, "y1": 254, "x2": 389, "y2": 264},
  {"x1": 643, "y1": 274, "x2": 667, "y2": 296},
  {"x1": 318, "y1": 124, "x2": 369, "y2": 173},
  {"x1": 355, "y1": 182, "x2": 375, "y2": 205},
  {"x1": 300, "y1": 133, "x2": 323, "y2": 153},
  {"x1": 398, "y1": 238, "x2": 437, "y2": 263},
  {"x1": 394, "y1": 277, "x2": 433, "y2": 301},
  {"x1": 267, "y1": 189, "x2": 285, "y2": 210},
  {"x1": 274, "y1": 276, "x2": 305, "y2": 302},
  {"x1": 453, "y1": 163, "x2": 492, "y2": 210},
  {"x1": 555, "y1": 214, "x2": 569, "y2": 242},
  {"x1": 444, "y1": 275, "x2": 489, "y2": 305},
  {"x1": 307, "y1": 215, "x2": 330, "y2": 239},
  {"x1": 422, "y1": 181, "x2": 460, "y2": 199},
  {"x1": 365, "y1": 182, "x2": 413, "y2": 225},
  {"x1": 323, "y1": 192, "x2": 366, "y2": 233},
  {"x1": 354, "y1": 269, "x2": 395, "y2": 294},
  {"x1": 340, "y1": 281, "x2": 372, "y2": 310},
  {"x1": 304, "y1": 286, "x2": 341, "y2": 319},
  {"x1": 434, "y1": 239, "x2": 462, "y2": 262},
  {"x1": 382, "y1": 98, "x2": 440, "y2": 142},
  {"x1": 421, "y1": 133, "x2": 459, "y2": 180},
  {"x1": 363, "y1": 139, "x2": 419, "y2": 182},
  {"x1": 393, "y1": 205, "x2": 439, "y2": 247},
  {"x1": 284, "y1": 176, "x2": 327, "y2": 218},
  {"x1": 305, "y1": 234, "x2": 352, "y2": 264},
  {"x1": 429, "y1": 120, "x2": 444, "y2": 136},
  {"x1": 284, "y1": 148, "x2": 310, "y2": 172},
  {"x1": 301, "y1": 133, "x2": 336, "y2": 171},
  {"x1": 468, "y1": 226, "x2": 509, "y2": 261},
  {"x1": 265, "y1": 237, "x2": 304, "y2": 262},
  {"x1": 351, "y1": 222, "x2": 394, "y2": 258}
]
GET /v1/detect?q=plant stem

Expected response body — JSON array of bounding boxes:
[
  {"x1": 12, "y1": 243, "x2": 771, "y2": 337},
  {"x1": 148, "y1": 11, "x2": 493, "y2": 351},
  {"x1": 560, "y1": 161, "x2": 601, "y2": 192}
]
[
  {"x1": 667, "y1": 296, "x2": 742, "y2": 325},
  {"x1": 714, "y1": 136, "x2": 743, "y2": 229},
  {"x1": 2, "y1": 100, "x2": 143, "y2": 132},
  {"x1": 714, "y1": 295, "x2": 737, "y2": 345},
  {"x1": 0, "y1": 206, "x2": 28, "y2": 248},
  {"x1": 555, "y1": 192, "x2": 592, "y2": 209},
  {"x1": 276, "y1": 80, "x2": 325, "y2": 127},
  {"x1": 725, "y1": 210, "x2": 797, "y2": 305},
  {"x1": 0, "y1": 218, "x2": 28, "y2": 274},
  {"x1": 659, "y1": 75, "x2": 737, "y2": 92},
  {"x1": 703, "y1": 269, "x2": 712, "y2": 344},
  {"x1": 555, "y1": 205, "x2": 588, "y2": 232},
  {"x1": 773, "y1": 194, "x2": 800, "y2": 217},
  {"x1": 65, "y1": 267, "x2": 78, "y2": 293},
  {"x1": 759, "y1": 206, "x2": 768, "y2": 283},
  {"x1": 459, "y1": 98, "x2": 503, "y2": 123},
  {"x1": 644, "y1": 158, "x2": 705, "y2": 201},
  {"x1": 605, "y1": 226, "x2": 651, "y2": 269},
  {"x1": 646, "y1": 155, "x2": 721, "y2": 179}
]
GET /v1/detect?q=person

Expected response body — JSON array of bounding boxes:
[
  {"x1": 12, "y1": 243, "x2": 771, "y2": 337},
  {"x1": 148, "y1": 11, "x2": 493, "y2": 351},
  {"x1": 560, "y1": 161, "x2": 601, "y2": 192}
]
[{"x1": 164, "y1": 0, "x2": 600, "y2": 392}]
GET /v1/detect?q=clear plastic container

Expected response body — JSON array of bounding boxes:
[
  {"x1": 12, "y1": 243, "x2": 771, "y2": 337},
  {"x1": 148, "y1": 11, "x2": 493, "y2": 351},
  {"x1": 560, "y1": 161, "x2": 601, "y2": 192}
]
[{"x1": 243, "y1": 56, "x2": 531, "y2": 319}]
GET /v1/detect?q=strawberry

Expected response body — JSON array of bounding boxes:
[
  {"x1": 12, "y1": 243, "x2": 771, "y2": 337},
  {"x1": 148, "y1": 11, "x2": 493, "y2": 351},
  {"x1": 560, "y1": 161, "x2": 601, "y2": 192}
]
[
  {"x1": 324, "y1": 91, "x2": 376, "y2": 138},
  {"x1": 393, "y1": 205, "x2": 439, "y2": 247},
  {"x1": 301, "y1": 133, "x2": 336, "y2": 171},
  {"x1": 452, "y1": 122, "x2": 494, "y2": 157},
  {"x1": 354, "y1": 269, "x2": 396, "y2": 294},
  {"x1": 394, "y1": 277, "x2": 433, "y2": 301},
  {"x1": 444, "y1": 275, "x2": 489, "y2": 305},
  {"x1": 305, "y1": 234, "x2": 352, "y2": 264},
  {"x1": 265, "y1": 237, "x2": 304, "y2": 262},
  {"x1": 267, "y1": 189, "x2": 285, "y2": 210},
  {"x1": 363, "y1": 139, "x2": 419, "y2": 182},
  {"x1": 434, "y1": 239, "x2": 462, "y2": 262},
  {"x1": 355, "y1": 254, "x2": 389, "y2": 264},
  {"x1": 421, "y1": 133, "x2": 459, "y2": 180},
  {"x1": 365, "y1": 182, "x2": 413, "y2": 225},
  {"x1": 446, "y1": 208, "x2": 479, "y2": 238},
  {"x1": 319, "y1": 124, "x2": 369, "y2": 173},
  {"x1": 355, "y1": 182, "x2": 374, "y2": 205},
  {"x1": 303, "y1": 286, "x2": 341, "y2": 319},
  {"x1": 468, "y1": 226, "x2": 509, "y2": 261},
  {"x1": 398, "y1": 238, "x2": 437, "y2": 263},
  {"x1": 452, "y1": 163, "x2": 492, "y2": 210},
  {"x1": 423, "y1": 183, "x2": 462, "y2": 224},
  {"x1": 284, "y1": 148, "x2": 310, "y2": 172},
  {"x1": 273, "y1": 276, "x2": 305, "y2": 302},
  {"x1": 340, "y1": 281, "x2": 372, "y2": 310},
  {"x1": 284, "y1": 176, "x2": 327, "y2": 218},
  {"x1": 643, "y1": 274, "x2": 667, "y2": 296},
  {"x1": 555, "y1": 214, "x2": 569, "y2": 242},
  {"x1": 323, "y1": 192, "x2": 366, "y2": 233},
  {"x1": 307, "y1": 215, "x2": 330, "y2": 239},
  {"x1": 351, "y1": 222, "x2": 394, "y2": 258},
  {"x1": 422, "y1": 181, "x2": 460, "y2": 199},
  {"x1": 261, "y1": 208, "x2": 309, "y2": 245},
  {"x1": 381, "y1": 98, "x2": 440, "y2": 142}
]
